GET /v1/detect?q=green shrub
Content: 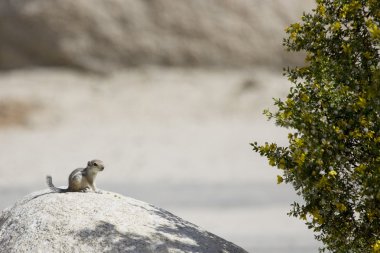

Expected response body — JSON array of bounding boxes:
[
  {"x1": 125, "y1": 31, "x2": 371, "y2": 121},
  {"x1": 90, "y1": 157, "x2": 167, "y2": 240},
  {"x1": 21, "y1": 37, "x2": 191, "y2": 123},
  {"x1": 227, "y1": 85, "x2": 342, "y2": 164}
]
[{"x1": 251, "y1": 0, "x2": 380, "y2": 252}]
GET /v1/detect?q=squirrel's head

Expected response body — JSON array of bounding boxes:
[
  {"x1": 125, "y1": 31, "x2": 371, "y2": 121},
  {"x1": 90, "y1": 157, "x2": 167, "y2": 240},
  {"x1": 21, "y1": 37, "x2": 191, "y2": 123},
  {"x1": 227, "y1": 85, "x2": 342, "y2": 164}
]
[{"x1": 87, "y1": 159, "x2": 105, "y2": 171}]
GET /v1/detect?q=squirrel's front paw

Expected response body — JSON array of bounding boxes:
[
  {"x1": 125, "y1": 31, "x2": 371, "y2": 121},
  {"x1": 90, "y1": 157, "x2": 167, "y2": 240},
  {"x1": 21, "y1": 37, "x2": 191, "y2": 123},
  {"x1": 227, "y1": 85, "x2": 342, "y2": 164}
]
[{"x1": 80, "y1": 187, "x2": 91, "y2": 193}]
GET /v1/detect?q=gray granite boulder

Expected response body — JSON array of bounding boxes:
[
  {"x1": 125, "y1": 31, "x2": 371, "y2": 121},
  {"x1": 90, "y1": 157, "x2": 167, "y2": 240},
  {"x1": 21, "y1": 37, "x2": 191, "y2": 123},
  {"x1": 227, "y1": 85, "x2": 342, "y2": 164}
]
[{"x1": 0, "y1": 190, "x2": 248, "y2": 253}]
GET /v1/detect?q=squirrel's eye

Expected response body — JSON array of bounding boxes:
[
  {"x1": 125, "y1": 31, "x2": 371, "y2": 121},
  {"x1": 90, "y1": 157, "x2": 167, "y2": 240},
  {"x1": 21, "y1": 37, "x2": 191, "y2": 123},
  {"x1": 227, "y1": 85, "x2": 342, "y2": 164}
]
[{"x1": 93, "y1": 162, "x2": 98, "y2": 166}]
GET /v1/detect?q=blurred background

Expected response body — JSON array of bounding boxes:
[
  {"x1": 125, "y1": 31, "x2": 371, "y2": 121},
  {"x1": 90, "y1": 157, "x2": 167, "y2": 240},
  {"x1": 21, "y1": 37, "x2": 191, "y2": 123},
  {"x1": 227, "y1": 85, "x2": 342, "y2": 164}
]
[{"x1": 0, "y1": 0, "x2": 320, "y2": 252}]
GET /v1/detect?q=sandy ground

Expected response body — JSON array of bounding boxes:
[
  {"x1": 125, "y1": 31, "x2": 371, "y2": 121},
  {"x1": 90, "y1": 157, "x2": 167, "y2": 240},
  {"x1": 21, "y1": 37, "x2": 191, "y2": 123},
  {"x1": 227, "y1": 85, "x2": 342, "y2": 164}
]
[{"x1": 0, "y1": 67, "x2": 320, "y2": 252}]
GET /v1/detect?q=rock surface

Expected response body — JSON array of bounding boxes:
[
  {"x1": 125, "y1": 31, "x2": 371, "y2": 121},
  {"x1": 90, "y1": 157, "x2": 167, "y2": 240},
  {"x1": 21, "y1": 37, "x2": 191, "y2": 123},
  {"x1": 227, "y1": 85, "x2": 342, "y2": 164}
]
[
  {"x1": 0, "y1": 190, "x2": 248, "y2": 253},
  {"x1": 0, "y1": 0, "x2": 314, "y2": 71}
]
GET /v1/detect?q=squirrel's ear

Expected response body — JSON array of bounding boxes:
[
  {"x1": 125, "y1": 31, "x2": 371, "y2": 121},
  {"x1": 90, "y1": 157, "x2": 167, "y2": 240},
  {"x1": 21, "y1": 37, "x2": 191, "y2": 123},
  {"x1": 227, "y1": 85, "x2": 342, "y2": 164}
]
[{"x1": 87, "y1": 161, "x2": 91, "y2": 166}]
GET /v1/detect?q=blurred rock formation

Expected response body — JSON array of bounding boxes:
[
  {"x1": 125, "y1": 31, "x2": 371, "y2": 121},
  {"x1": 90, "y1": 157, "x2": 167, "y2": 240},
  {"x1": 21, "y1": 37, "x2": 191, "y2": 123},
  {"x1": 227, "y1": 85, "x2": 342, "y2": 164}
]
[{"x1": 0, "y1": 0, "x2": 314, "y2": 72}]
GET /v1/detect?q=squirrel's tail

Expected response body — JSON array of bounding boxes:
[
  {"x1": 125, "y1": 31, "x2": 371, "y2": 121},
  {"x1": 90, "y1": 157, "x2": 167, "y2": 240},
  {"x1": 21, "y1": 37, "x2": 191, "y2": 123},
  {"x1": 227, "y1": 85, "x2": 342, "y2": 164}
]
[{"x1": 46, "y1": 175, "x2": 66, "y2": 193}]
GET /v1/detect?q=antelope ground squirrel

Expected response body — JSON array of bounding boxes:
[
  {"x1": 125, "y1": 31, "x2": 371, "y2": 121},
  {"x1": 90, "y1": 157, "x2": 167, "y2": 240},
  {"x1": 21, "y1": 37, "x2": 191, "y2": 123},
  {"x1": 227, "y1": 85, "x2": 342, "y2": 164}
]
[{"x1": 46, "y1": 159, "x2": 104, "y2": 193}]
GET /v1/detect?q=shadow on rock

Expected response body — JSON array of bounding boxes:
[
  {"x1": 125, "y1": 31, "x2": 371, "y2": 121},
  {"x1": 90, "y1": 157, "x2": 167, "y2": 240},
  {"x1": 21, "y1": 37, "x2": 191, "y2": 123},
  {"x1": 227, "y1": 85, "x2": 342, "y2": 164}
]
[{"x1": 76, "y1": 206, "x2": 246, "y2": 253}]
